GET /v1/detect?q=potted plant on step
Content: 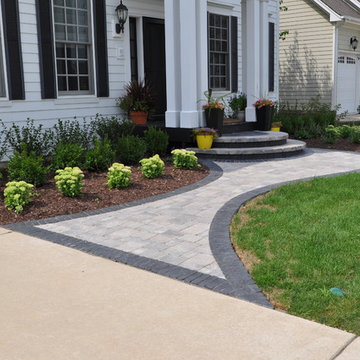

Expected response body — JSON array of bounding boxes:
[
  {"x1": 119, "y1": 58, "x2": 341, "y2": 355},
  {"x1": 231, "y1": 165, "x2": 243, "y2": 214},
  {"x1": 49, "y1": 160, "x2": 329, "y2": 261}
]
[
  {"x1": 271, "y1": 121, "x2": 282, "y2": 131},
  {"x1": 117, "y1": 80, "x2": 154, "y2": 125},
  {"x1": 201, "y1": 90, "x2": 227, "y2": 135},
  {"x1": 229, "y1": 93, "x2": 247, "y2": 122},
  {"x1": 254, "y1": 98, "x2": 276, "y2": 131},
  {"x1": 193, "y1": 127, "x2": 218, "y2": 149}
]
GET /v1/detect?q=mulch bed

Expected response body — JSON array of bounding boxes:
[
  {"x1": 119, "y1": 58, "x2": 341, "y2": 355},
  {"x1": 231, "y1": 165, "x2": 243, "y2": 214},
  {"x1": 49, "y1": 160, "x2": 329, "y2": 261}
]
[
  {"x1": 304, "y1": 138, "x2": 360, "y2": 152},
  {"x1": 0, "y1": 164, "x2": 209, "y2": 225}
]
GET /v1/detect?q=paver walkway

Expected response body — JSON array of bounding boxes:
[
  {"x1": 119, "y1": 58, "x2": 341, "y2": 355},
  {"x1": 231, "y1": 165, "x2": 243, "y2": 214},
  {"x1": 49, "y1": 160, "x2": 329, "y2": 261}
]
[{"x1": 27, "y1": 149, "x2": 360, "y2": 283}]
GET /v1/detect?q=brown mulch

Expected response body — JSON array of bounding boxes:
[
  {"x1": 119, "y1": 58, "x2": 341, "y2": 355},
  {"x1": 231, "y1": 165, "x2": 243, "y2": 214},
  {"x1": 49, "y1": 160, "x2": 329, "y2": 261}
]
[
  {"x1": 0, "y1": 164, "x2": 209, "y2": 225},
  {"x1": 304, "y1": 138, "x2": 360, "y2": 152}
]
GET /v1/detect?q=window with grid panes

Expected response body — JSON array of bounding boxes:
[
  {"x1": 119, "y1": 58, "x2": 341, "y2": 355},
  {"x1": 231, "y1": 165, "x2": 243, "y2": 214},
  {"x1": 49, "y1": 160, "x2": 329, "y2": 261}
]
[
  {"x1": 53, "y1": 0, "x2": 93, "y2": 94},
  {"x1": 208, "y1": 13, "x2": 230, "y2": 90}
]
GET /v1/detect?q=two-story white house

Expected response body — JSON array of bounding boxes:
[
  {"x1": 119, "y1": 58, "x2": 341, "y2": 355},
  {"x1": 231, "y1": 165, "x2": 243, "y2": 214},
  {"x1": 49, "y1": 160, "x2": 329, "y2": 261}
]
[{"x1": 0, "y1": 0, "x2": 279, "y2": 129}]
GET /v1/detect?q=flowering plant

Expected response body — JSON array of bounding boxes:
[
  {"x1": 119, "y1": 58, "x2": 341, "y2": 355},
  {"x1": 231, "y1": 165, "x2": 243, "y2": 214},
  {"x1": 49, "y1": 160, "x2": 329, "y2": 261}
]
[
  {"x1": 192, "y1": 127, "x2": 218, "y2": 137},
  {"x1": 200, "y1": 90, "x2": 226, "y2": 110},
  {"x1": 253, "y1": 98, "x2": 276, "y2": 109}
]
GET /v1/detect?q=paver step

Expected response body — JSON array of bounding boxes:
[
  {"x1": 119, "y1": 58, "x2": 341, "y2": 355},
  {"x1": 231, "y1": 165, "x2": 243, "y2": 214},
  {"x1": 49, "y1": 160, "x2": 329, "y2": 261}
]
[
  {"x1": 187, "y1": 139, "x2": 306, "y2": 160},
  {"x1": 214, "y1": 131, "x2": 288, "y2": 148}
]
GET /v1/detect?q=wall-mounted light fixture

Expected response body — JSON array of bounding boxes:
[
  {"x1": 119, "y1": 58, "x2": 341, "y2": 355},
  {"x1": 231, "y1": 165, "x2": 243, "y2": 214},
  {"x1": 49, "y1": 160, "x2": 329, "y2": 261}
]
[
  {"x1": 350, "y1": 36, "x2": 358, "y2": 51},
  {"x1": 115, "y1": 0, "x2": 128, "y2": 34}
]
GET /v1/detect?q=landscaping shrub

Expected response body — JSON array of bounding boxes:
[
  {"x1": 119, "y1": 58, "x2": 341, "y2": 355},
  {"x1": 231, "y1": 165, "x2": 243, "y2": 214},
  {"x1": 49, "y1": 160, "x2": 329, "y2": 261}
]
[
  {"x1": 93, "y1": 115, "x2": 134, "y2": 147},
  {"x1": 5, "y1": 119, "x2": 54, "y2": 156},
  {"x1": 7, "y1": 146, "x2": 49, "y2": 187},
  {"x1": 140, "y1": 154, "x2": 164, "y2": 178},
  {"x1": 4, "y1": 181, "x2": 37, "y2": 213},
  {"x1": 52, "y1": 142, "x2": 84, "y2": 170},
  {"x1": 171, "y1": 149, "x2": 200, "y2": 170},
  {"x1": 85, "y1": 138, "x2": 115, "y2": 172},
  {"x1": 116, "y1": 135, "x2": 147, "y2": 165},
  {"x1": 52, "y1": 118, "x2": 95, "y2": 150},
  {"x1": 349, "y1": 127, "x2": 360, "y2": 144},
  {"x1": 55, "y1": 167, "x2": 84, "y2": 197},
  {"x1": 323, "y1": 124, "x2": 360, "y2": 144},
  {"x1": 143, "y1": 126, "x2": 169, "y2": 156},
  {"x1": 274, "y1": 97, "x2": 337, "y2": 139},
  {"x1": 106, "y1": 163, "x2": 132, "y2": 189}
]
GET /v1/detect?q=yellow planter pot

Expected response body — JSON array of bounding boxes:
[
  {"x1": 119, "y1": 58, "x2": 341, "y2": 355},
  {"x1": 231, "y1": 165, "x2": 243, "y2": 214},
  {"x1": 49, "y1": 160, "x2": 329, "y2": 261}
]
[
  {"x1": 271, "y1": 127, "x2": 280, "y2": 131},
  {"x1": 196, "y1": 134, "x2": 214, "y2": 149}
]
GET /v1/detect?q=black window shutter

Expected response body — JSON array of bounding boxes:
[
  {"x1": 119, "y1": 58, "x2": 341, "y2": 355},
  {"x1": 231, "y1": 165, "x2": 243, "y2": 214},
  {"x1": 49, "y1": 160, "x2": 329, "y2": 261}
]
[
  {"x1": 269, "y1": 22, "x2": 275, "y2": 92},
  {"x1": 36, "y1": 0, "x2": 56, "y2": 99},
  {"x1": 1, "y1": 0, "x2": 24, "y2": 100},
  {"x1": 93, "y1": 0, "x2": 109, "y2": 97},
  {"x1": 231, "y1": 16, "x2": 238, "y2": 93}
]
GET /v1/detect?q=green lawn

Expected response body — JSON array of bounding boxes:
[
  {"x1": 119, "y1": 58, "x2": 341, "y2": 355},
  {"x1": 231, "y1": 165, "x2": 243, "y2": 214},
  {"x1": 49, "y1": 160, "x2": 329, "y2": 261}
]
[{"x1": 231, "y1": 173, "x2": 360, "y2": 335}]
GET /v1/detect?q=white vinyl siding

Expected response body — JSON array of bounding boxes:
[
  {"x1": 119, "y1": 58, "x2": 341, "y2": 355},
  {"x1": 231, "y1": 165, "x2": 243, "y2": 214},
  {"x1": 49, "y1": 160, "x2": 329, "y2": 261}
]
[{"x1": 279, "y1": 0, "x2": 333, "y2": 105}]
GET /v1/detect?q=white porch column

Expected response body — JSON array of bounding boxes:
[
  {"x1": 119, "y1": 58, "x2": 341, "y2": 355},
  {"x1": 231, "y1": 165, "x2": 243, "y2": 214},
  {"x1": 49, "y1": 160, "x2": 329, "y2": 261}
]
[
  {"x1": 196, "y1": 0, "x2": 208, "y2": 126},
  {"x1": 179, "y1": 0, "x2": 199, "y2": 128},
  {"x1": 245, "y1": 0, "x2": 261, "y2": 122},
  {"x1": 165, "y1": 0, "x2": 207, "y2": 128},
  {"x1": 260, "y1": 0, "x2": 269, "y2": 96},
  {"x1": 165, "y1": 0, "x2": 180, "y2": 127}
]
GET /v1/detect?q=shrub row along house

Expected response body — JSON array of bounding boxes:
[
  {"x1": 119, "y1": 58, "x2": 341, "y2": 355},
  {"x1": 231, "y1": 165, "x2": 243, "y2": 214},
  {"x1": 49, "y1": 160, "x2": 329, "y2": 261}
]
[
  {"x1": 279, "y1": 0, "x2": 360, "y2": 114},
  {"x1": 0, "y1": 0, "x2": 279, "y2": 130}
]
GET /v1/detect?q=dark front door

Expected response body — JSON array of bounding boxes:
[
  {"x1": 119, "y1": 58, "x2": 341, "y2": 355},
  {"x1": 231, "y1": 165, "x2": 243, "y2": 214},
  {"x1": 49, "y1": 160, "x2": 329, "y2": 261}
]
[{"x1": 143, "y1": 17, "x2": 166, "y2": 120}]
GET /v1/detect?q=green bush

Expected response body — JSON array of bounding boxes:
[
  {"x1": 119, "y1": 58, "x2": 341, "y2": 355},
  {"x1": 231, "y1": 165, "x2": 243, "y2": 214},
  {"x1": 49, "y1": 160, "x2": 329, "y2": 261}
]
[
  {"x1": 7, "y1": 146, "x2": 49, "y2": 187},
  {"x1": 349, "y1": 127, "x2": 360, "y2": 144},
  {"x1": 52, "y1": 142, "x2": 84, "y2": 170},
  {"x1": 171, "y1": 149, "x2": 200, "y2": 170},
  {"x1": 52, "y1": 118, "x2": 95, "y2": 150},
  {"x1": 6, "y1": 119, "x2": 54, "y2": 156},
  {"x1": 274, "y1": 98, "x2": 337, "y2": 139},
  {"x1": 4, "y1": 181, "x2": 37, "y2": 213},
  {"x1": 143, "y1": 127, "x2": 169, "y2": 156},
  {"x1": 55, "y1": 167, "x2": 84, "y2": 197},
  {"x1": 93, "y1": 115, "x2": 134, "y2": 147},
  {"x1": 116, "y1": 135, "x2": 147, "y2": 165},
  {"x1": 106, "y1": 163, "x2": 132, "y2": 189},
  {"x1": 140, "y1": 154, "x2": 164, "y2": 178},
  {"x1": 323, "y1": 125, "x2": 342, "y2": 144},
  {"x1": 85, "y1": 138, "x2": 115, "y2": 172}
]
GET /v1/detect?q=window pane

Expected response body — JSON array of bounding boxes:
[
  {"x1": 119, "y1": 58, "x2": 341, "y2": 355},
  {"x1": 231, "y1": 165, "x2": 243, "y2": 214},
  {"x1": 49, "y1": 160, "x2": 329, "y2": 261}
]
[
  {"x1": 55, "y1": 25, "x2": 66, "y2": 40},
  {"x1": 77, "y1": 45, "x2": 87, "y2": 58},
  {"x1": 66, "y1": 0, "x2": 76, "y2": 8},
  {"x1": 57, "y1": 60, "x2": 66, "y2": 74},
  {"x1": 79, "y1": 76, "x2": 89, "y2": 90},
  {"x1": 58, "y1": 76, "x2": 67, "y2": 91},
  {"x1": 56, "y1": 43, "x2": 65, "y2": 58},
  {"x1": 54, "y1": 7, "x2": 65, "y2": 23},
  {"x1": 67, "y1": 26, "x2": 77, "y2": 41},
  {"x1": 77, "y1": 0, "x2": 87, "y2": 9},
  {"x1": 66, "y1": 9, "x2": 77, "y2": 25},
  {"x1": 78, "y1": 27, "x2": 88, "y2": 42},
  {"x1": 78, "y1": 60, "x2": 88, "y2": 74},
  {"x1": 78, "y1": 10, "x2": 87, "y2": 25},
  {"x1": 66, "y1": 44, "x2": 77, "y2": 58},
  {"x1": 54, "y1": 0, "x2": 64, "y2": 5},
  {"x1": 68, "y1": 76, "x2": 78, "y2": 90},
  {"x1": 67, "y1": 60, "x2": 77, "y2": 74}
]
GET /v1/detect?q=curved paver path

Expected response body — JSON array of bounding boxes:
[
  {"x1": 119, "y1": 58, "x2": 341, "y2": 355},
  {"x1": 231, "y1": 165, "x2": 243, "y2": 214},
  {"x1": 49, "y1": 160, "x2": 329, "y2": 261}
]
[{"x1": 7, "y1": 148, "x2": 360, "y2": 305}]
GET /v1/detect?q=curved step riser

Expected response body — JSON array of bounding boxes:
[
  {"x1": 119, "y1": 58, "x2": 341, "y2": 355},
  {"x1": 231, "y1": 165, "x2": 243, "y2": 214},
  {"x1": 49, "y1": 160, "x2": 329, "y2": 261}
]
[
  {"x1": 196, "y1": 150, "x2": 305, "y2": 161},
  {"x1": 213, "y1": 139, "x2": 287, "y2": 148}
]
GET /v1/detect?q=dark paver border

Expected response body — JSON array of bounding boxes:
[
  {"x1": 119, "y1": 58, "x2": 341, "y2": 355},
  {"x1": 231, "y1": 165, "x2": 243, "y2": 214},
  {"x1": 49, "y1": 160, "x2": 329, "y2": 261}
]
[{"x1": 209, "y1": 167, "x2": 360, "y2": 308}]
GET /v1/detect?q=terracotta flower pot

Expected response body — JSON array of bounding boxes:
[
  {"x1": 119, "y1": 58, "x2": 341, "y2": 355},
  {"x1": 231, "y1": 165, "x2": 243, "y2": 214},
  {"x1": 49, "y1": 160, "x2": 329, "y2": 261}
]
[{"x1": 130, "y1": 111, "x2": 148, "y2": 125}]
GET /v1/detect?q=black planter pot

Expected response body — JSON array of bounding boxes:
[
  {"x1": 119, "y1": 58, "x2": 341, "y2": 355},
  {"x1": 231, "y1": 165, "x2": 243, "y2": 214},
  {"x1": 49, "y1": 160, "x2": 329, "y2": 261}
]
[
  {"x1": 205, "y1": 108, "x2": 224, "y2": 135},
  {"x1": 255, "y1": 106, "x2": 273, "y2": 131}
]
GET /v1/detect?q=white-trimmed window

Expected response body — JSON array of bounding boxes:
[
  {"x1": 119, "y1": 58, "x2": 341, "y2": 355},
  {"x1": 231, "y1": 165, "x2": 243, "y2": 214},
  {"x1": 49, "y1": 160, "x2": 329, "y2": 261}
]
[
  {"x1": 208, "y1": 13, "x2": 230, "y2": 90},
  {"x1": 53, "y1": 0, "x2": 94, "y2": 95}
]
